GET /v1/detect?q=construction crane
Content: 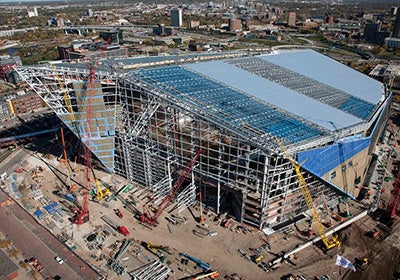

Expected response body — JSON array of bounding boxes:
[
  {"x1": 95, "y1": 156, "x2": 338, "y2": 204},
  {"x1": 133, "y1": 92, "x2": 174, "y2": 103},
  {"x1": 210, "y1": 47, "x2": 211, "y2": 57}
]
[
  {"x1": 60, "y1": 127, "x2": 75, "y2": 191},
  {"x1": 276, "y1": 139, "x2": 340, "y2": 250},
  {"x1": 140, "y1": 149, "x2": 203, "y2": 226},
  {"x1": 385, "y1": 168, "x2": 400, "y2": 223},
  {"x1": 72, "y1": 38, "x2": 111, "y2": 225}
]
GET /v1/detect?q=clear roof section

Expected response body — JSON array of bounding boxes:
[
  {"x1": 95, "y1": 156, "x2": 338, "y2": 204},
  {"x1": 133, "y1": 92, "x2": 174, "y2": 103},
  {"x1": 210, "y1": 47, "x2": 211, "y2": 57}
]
[
  {"x1": 260, "y1": 49, "x2": 383, "y2": 104},
  {"x1": 131, "y1": 66, "x2": 325, "y2": 144},
  {"x1": 185, "y1": 61, "x2": 363, "y2": 131},
  {"x1": 226, "y1": 57, "x2": 375, "y2": 120}
]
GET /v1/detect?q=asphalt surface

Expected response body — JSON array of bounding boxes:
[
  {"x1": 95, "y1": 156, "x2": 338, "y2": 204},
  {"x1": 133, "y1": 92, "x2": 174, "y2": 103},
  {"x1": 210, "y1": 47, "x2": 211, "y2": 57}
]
[{"x1": 0, "y1": 152, "x2": 100, "y2": 280}]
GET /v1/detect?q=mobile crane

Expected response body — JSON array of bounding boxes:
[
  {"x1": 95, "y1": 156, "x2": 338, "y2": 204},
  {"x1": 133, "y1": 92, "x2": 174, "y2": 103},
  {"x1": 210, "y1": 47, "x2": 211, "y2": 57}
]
[
  {"x1": 71, "y1": 38, "x2": 111, "y2": 224},
  {"x1": 140, "y1": 149, "x2": 203, "y2": 226},
  {"x1": 276, "y1": 139, "x2": 340, "y2": 250}
]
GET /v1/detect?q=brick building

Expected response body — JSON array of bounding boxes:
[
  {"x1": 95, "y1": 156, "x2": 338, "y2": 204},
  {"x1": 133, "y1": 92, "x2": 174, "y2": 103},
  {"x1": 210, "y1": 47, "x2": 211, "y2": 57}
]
[{"x1": 8, "y1": 92, "x2": 46, "y2": 115}]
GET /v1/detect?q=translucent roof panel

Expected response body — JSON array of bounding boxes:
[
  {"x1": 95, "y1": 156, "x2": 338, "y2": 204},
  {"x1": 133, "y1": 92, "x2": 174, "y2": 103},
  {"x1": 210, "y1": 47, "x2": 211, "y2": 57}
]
[
  {"x1": 132, "y1": 66, "x2": 325, "y2": 143},
  {"x1": 260, "y1": 49, "x2": 383, "y2": 104},
  {"x1": 226, "y1": 57, "x2": 375, "y2": 120},
  {"x1": 185, "y1": 61, "x2": 362, "y2": 131}
]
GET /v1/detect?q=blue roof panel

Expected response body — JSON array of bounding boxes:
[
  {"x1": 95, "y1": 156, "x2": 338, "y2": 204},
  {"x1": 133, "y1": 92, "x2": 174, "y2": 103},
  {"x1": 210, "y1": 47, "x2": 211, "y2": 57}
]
[{"x1": 132, "y1": 66, "x2": 325, "y2": 143}]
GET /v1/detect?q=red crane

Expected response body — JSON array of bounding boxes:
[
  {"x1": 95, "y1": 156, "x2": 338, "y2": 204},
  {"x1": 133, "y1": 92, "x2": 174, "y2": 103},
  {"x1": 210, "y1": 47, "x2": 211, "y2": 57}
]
[
  {"x1": 141, "y1": 149, "x2": 203, "y2": 226},
  {"x1": 385, "y1": 169, "x2": 400, "y2": 223},
  {"x1": 72, "y1": 38, "x2": 110, "y2": 225}
]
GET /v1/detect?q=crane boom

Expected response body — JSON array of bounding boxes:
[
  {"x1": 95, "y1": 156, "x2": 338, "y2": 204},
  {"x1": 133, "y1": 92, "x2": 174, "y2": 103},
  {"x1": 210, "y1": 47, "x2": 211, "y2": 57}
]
[
  {"x1": 141, "y1": 149, "x2": 203, "y2": 225},
  {"x1": 276, "y1": 139, "x2": 340, "y2": 249},
  {"x1": 72, "y1": 38, "x2": 111, "y2": 225}
]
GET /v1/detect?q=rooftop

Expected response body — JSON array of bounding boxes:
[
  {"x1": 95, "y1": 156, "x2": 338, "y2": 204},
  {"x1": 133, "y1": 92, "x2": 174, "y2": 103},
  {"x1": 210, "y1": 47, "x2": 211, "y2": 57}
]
[{"x1": 129, "y1": 49, "x2": 385, "y2": 146}]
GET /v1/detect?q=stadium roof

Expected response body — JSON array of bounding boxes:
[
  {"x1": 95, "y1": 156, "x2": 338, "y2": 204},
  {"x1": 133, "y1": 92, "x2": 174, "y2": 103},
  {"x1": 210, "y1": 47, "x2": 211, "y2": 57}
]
[{"x1": 130, "y1": 49, "x2": 385, "y2": 146}]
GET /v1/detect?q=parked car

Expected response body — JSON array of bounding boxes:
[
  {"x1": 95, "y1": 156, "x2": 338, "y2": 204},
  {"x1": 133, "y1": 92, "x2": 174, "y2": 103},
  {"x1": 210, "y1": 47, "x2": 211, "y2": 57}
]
[{"x1": 55, "y1": 256, "x2": 64, "y2": 264}]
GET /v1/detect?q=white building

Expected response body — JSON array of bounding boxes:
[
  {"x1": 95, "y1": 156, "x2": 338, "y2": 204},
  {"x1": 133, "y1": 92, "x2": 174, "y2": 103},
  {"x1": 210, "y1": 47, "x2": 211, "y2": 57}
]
[{"x1": 27, "y1": 7, "x2": 38, "y2": 18}]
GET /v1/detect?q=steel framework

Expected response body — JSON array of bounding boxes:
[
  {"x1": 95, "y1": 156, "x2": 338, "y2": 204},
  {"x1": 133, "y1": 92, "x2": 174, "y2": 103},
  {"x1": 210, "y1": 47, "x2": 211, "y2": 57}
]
[{"x1": 14, "y1": 61, "x2": 385, "y2": 229}]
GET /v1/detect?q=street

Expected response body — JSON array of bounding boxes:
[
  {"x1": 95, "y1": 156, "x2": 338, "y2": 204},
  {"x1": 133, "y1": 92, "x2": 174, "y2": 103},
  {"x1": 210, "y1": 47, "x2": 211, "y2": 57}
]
[{"x1": 0, "y1": 173, "x2": 100, "y2": 280}]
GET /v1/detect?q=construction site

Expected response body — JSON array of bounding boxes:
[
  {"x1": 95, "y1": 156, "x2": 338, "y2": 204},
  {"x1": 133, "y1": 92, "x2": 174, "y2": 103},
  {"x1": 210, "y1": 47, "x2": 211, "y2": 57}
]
[{"x1": 0, "y1": 48, "x2": 399, "y2": 280}]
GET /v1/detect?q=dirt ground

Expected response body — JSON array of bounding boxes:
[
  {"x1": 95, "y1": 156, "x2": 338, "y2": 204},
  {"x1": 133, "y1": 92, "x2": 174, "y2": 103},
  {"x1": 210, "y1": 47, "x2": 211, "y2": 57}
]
[
  {"x1": 2, "y1": 102, "x2": 400, "y2": 280},
  {"x1": 6, "y1": 147, "x2": 399, "y2": 280}
]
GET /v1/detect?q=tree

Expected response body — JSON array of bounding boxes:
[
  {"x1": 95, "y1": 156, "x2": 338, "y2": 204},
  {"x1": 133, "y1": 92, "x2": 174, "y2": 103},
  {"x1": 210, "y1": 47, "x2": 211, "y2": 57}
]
[{"x1": 0, "y1": 240, "x2": 11, "y2": 248}]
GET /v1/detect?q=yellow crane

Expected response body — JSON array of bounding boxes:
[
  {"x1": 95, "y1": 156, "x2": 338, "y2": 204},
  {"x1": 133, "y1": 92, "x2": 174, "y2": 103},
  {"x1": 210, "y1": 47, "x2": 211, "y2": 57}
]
[
  {"x1": 276, "y1": 139, "x2": 340, "y2": 250},
  {"x1": 50, "y1": 64, "x2": 76, "y2": 191},
  {"x1": 49, "y1": 64, "x2": 76, "y2": 123}
]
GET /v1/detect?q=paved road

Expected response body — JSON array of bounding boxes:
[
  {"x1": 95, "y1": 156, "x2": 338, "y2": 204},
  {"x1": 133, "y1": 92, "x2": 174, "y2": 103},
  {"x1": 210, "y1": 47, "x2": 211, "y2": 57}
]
[{"x1": 0, "y1": 187, "x2": 100, "y2": 280}]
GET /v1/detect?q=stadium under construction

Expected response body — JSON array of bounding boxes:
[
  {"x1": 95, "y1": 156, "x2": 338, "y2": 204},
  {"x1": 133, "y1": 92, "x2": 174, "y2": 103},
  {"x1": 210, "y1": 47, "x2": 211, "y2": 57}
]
[{"x1": 15, "y1": 49, "x2": 390, "y2": 231}]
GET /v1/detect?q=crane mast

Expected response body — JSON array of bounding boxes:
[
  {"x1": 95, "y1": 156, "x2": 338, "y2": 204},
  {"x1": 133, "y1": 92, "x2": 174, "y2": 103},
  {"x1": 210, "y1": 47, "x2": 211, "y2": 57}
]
[{"x1": 276, "y1": 139, "x2": 340, "y2": 249}]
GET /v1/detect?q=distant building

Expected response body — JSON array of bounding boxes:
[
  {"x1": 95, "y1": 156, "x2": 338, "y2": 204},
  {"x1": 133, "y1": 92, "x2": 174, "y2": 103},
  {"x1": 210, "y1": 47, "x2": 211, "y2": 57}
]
[
  {"x1": 153, "y1": 24, "x2": 174, "y2": 36},
  {"x1": 228, "y1": 19, "x2": 242, "y2": 32},
  {"x1": 288, "y1": 12, "x2": 296, "y2": 27},
  {"x1": 393, "y1": 9, "x2": 400, "y2": 38},
  {"x1": 264, "y1": 34, "x2": 282, "y2": 41},
  {"x1": 325, "y1": 15, "x2": 334, "y2": 25},
  {"x1": 87, "y1": 9, "x2": 93, "y2": 17},
  {"x1": 171, "y1": 9, "x2": 182, "y2": 27},
  {"x1": 27, "y1": 7, "x2": 38, "y2": 18},
  {"x1": 364, "y1": 22, "x2": 390, "y2": 46},
  {"x1": 100, "y1": 29, "x2": 123, "y2": 45},
  {"x1": 364, "y1": 22, "x2": 380, "y2": 43},
  {"x1": 188, "y1": 21, "x2": 200, "y2": 29},
  {"x1": 0, "y1": 55, "x2": 21, "y2": 81},
  {"x1": 57, "y1": 18, "x2": 64, "y2": 27},
  {"x1": 391, "y1": 7, "x2": 398, "y2": 17},
  {"x1": 385, "y1": 37, "x2": 400, "y2": 49},
  {"x1": 153, "y1": 24, "x2": 166, "y2": 36},
  {"x1": 370, "y1": 63, "x2": 400, "y2": 89}
]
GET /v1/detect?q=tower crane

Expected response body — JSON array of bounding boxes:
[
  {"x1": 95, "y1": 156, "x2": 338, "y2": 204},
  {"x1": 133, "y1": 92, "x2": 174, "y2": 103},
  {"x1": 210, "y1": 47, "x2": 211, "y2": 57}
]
[
  {"x1": 140, "y1": 149, "x2": 203, "y2": 226},
  {"x1": 276, "y1": 139, "x2": 340, "y2": 250}
]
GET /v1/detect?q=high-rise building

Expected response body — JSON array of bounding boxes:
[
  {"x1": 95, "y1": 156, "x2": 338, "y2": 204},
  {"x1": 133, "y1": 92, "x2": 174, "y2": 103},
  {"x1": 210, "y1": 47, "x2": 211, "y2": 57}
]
[
  {"x1": 391, "y1": 6, "x2": 398, "y2": 16},
  {"x1": 393, "y1": 9, "x2": 400, "y2": 38},
  {"x1": 364, "y1": 22, "x2": 390, "y2": 46},
  {"x1": 288, "y1": 12, "x2": 296, "y2": 27},
  {"x1": 364, "y1": 22, "x2": 380, "y2": 44},
  {"x1": 171, "y1": 9, "x2": 182, "y2": 27}
]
